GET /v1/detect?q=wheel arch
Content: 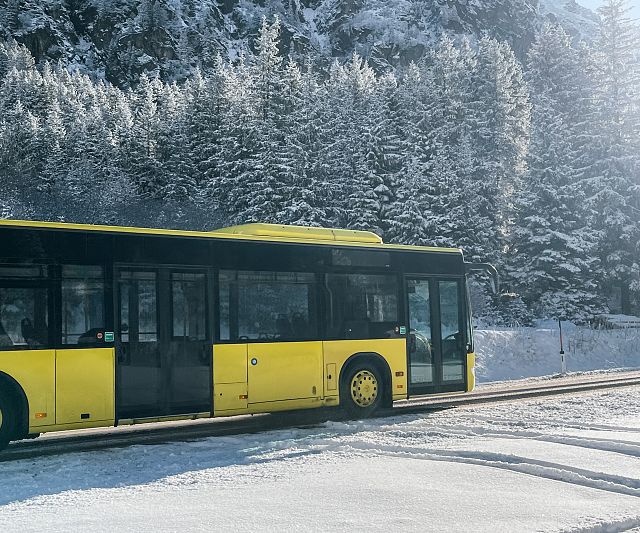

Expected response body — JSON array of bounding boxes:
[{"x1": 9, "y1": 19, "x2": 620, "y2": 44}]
[
  {"x1": 339, "y1": 352, "x2": 393, "y2": 408},
  {"x1": 0, "y1": 371, "x2": 30, "y2": 440}
]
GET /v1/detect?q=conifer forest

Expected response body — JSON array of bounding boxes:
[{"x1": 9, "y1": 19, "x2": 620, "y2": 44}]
[{"x1": 0, "y1": 0, "x2": 639, "y2": 323}]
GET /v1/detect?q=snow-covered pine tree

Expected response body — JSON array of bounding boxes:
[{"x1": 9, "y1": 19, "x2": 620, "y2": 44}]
[
  {"x1": 336, "y1": 53, "x2": 382, "y2": 234},
  {"x1": 273, "y1": 57, "x2": 327, "y2": 227},
  {"x1": 468, "y1": 37, "x2": 531, "y2": 269},
  {"x1": 586, "y1": 0, "x2": 640, "y2": 314},
  {"x1": 512, "y1": 23, "x2": 603, "y2": 322},
  {"x1": 238, "y1": 16, "x2": 287, "y2": 223}
]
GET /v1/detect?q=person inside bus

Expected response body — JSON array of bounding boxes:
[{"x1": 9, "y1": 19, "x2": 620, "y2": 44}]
[
  {"x1": 20, "y1": 317, "x2": 45, "y2": 347},
  {"x1": 0, "y1": 318, "x2": 10, "y2": 347},
  {"x1": 0, "y1": 293, "x2": 12, "y2": 347}
]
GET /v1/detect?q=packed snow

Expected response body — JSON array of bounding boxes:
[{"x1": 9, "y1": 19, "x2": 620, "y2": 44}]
[
  {"x1": 0, "y1": 323, "x2": 638, "y2": 531},
  {"x1": 0, "y1": 385, "x2": 639, "y2": 532}
]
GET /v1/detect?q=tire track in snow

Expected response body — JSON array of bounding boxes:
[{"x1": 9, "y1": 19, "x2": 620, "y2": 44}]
[
  {"x1": 335, "y1": 442, "x2": 640, "y2": 498},
  {"x1": 466, "y1": 415, "x2": 640, "y2": 434},
  {"x1": 558, "y1": 516, "x2": 640, "y2": 533},
  {"x1": 388, "y1": 423, "x2": 640, "y2": 458}
]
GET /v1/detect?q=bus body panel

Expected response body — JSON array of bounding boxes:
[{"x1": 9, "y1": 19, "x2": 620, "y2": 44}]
[
  {"x1": 55, "y1": 348, "x2": 115, "y2": 426},
  {"x1": 0, "y1": 349, "x2": 55, "y2": 429},
  {"x1": 213, "y1": 344, "x2": 248, "y2": 414},
  {"x1": 247, "y1": 341, "x2": 324, "y2": 405},
  {"x1": 322, "y1": 338, "x2": 408, "y2": 402},
  {"x1": 466, "y1": 352, "x2": 476, "y2": 392}
]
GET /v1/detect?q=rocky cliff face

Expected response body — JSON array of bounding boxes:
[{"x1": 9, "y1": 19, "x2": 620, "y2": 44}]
[{"x1": 0, "y1": 0, "x2": 599, "y2": 86}]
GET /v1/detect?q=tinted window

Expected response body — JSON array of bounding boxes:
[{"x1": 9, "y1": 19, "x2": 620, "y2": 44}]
[
  {"x1": 61, "y1": 265, "x2": 105, "y2": 345},
  {"x1": 332, "y1": 249, "x2": 390, "y2": 268},
  {"x1": 325, "y1": 274, "x2": 399, "y2": 339},
  {"x1": 219, "y1": 271, "x2": 317, "y2": 341},
  {"x1": 172, "y1": 272, "x2": 207, "y2": 340},
  {"x1": 439, "y1": 280, "x2": 465, "y2": 382},
  {"x1": 0, "y1": 265, "x2": 47, "y2": 278},
  {"x1": 119, "y1": 271, "x2": 157, "y2": 343},
  {"x1": 0, "y1": 287, "x2": 48, "y2": 348}
]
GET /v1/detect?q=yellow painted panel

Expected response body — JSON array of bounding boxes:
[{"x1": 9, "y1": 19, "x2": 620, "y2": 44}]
[
  {"x1": 322, "y1": 339, "x2": 408, "y2": 401},
  {"x1": 214, "y1": 223, "x2": 383, "y2": 244},
  {"x1": 246, "y1": 397, "x2": 325, "y2": 414},
  {"x1": 466, "y1": 352, "x2": 476, "y2": 392},
  {"x1": 213, "y1": 344, "x2": 247, "y2": 384},
  {"x1": 213, "y1": 382, "x2": 248, "y2": 414},
  {"x1": 36, "y1": 419, "x2": 114, "y2": 434},
  {"x1": 247, "y1": 342, "x2": 323, "y2": 404},
  {"x1": 326, "y1": 363, "x2": 337, "y2": 391},
  {"x1": 55, "y1": 348, "x2": 115, "y2": 425},
  {"x1": 0, "y1": 349, "x2": 55, "y2": 428}
]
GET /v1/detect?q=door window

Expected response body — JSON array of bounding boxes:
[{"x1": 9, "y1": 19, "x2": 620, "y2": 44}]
[
  {"x1": 172, "y1": 272, "x2": 207, "y2": 340},
  {"x1": 119, "y1": 271, "x2": 157, "y2": 343},
  {"x1": 407, "y1": 279, "x2": 434, "y2": 386},
  {"x1": 439, "y1": 280, "x2": 465, "y2": 383}
]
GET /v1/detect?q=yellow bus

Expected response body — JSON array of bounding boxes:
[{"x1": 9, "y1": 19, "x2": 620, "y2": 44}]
[{"x1": 0, "y1": 220, "x2": 492, "y2": 450}]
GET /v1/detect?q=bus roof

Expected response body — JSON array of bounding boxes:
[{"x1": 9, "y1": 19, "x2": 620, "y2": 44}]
[{"x1": 0, "y1": 219, "x2": 461, "y2": 254}]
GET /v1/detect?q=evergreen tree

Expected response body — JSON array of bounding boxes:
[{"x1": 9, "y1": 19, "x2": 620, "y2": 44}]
[
  {"x1": 513, "y1": 23, "x2": 603, "y2": 322},
  {"x1": 586, "y1": 0, "x2": 640, "y2": 314}
]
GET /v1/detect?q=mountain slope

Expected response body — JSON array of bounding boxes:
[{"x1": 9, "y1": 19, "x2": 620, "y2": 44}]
[{"x1": 0, "y1": 0, "x2": 599, "y2": 86}]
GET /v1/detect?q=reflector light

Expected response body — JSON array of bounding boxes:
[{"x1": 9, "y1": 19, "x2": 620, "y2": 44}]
[
  {"x1": 395, "y1": 371, "x2": 404, "y2": 377},
  {"x1": 239, "y1": 395, "x2": 248, "y2": 400},
  {"x1": 397, "y1": 385, "x2": 404, "y2": 389},
  {"x1": 35, "y1": 412, "x2": 47, "y2": 419}
]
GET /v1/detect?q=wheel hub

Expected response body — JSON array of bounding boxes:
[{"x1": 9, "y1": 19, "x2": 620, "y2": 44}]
[{"x1": 350, "y1": 370, "x2": 378, "y2": 407}]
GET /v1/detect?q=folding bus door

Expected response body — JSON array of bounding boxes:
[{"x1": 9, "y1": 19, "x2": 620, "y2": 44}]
[
  {"x1": 166, "y1": 270, "x2": 211, "y2": 415},
  {"x1": 116, "y1": 268, "x2": 212, "y2": 419},
  {"x1": 116, "y1": 269, "x2": 162, "y2": 418},
  {"x1": 406, "y1": 277, "x2": 467, "y2": 394}
]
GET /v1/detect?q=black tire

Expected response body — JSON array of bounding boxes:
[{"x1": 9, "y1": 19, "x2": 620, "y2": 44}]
[
  {"x1": 0, "y1": 388, "x2": 18, "y2": 451},
  {"x1": 340, "y1": 362, "x2": 384, "y2": 419}
]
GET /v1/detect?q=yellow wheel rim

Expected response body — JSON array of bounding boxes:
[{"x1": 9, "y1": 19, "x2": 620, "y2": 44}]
[{"x1": 350, "y1": 370, "x2": 378, "y2": 407}]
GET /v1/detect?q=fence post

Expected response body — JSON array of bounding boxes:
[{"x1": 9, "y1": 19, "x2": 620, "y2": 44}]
[{"x1": 559, "y1": 319, "x2": 567, "y2": 375}]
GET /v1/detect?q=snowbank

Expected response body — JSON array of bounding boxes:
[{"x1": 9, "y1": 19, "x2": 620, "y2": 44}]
[{"x1": 474, "y1": 323, "x2": 640, "y2": 382}]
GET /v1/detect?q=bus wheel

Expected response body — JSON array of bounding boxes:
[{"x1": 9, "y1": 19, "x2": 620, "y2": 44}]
[
  {"x1": 341, "y1": 363, "x2": 383, "y2": 418},
  {"x1": 0, "y1": 389, "x2": 18, "y2": 451}
]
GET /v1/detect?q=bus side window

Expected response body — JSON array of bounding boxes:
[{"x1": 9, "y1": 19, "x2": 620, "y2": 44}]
[
  {"x1": 325, "y1": 274, "x2": 399, "y2": 340},
  {"x1": 218, "y1": 270, "x2": 318, "y2": 342},
  {"x1": 61, "y1": 265, "x2": 105, "y2": 345},
  {"x1": 0, "y1": 287, "x2": 49, "y2": 348}
]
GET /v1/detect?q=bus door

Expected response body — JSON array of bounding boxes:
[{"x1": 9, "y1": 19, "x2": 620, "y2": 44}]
[
  {"x1": 116, "y1": 268, "x2": 212, "y2": 419},
  {"x1": 166, "y1": 271, "x2": 211, "y2": 415},
  {"x1": 116, "y1": 269, "x2": 162, "y2": 418},
  {"x1": 406, "y1": 278, "x2": 467, "y2": 394}
]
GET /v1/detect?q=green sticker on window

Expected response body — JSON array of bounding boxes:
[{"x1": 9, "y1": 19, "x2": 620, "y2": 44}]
[
  {"x1": 399, "y1": 326, "x2": 406, "y2": 335},
  {"x1": 104, "y1": 332, "x2": 114, "y2": 342}
]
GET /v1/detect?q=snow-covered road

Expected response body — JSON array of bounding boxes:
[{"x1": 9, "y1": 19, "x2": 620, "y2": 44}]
[{"x1": 1, "y1": 386, "x2": 639, "y2": 532}]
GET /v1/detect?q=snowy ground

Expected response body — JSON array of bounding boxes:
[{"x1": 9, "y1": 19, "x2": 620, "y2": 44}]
[
  {"x1": 1, "y1": 385, "x2": 639, "y2": 532},
  {"x1": 1, "y1": 326, "x2": 639, "y2": 532}
]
